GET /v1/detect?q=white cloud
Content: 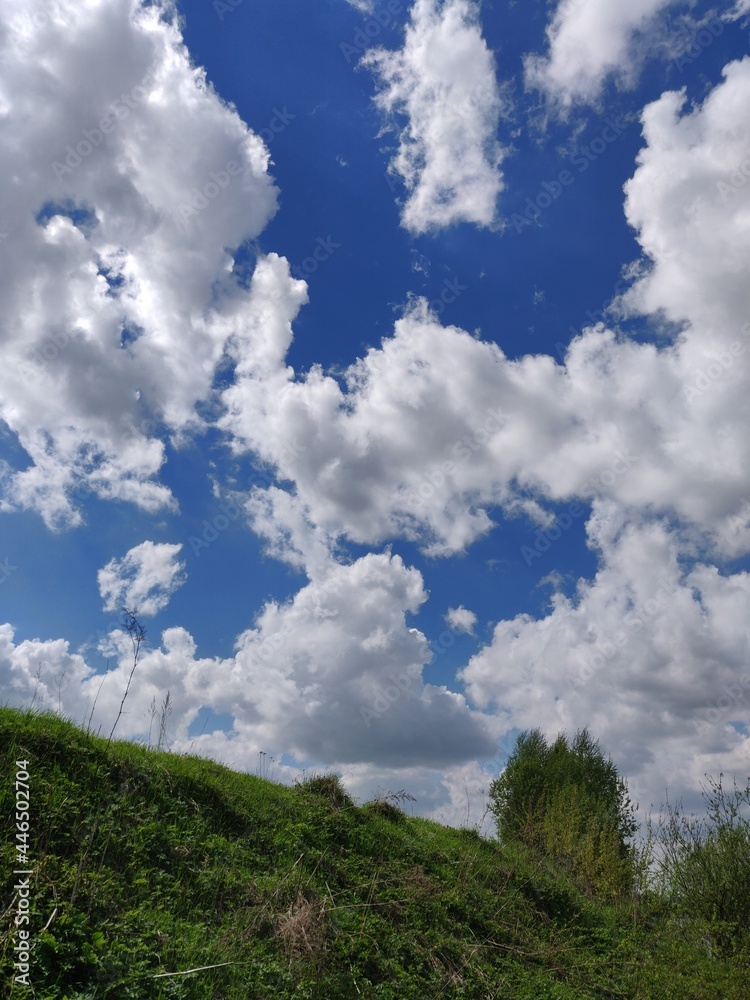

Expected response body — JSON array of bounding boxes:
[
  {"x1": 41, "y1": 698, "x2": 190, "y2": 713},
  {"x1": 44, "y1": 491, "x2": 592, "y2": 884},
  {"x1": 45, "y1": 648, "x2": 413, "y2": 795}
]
[
  {"x1": 525, "y1": 1, "x2": 750, "y2": 110},
  {"x1": 98, "y1": 540, "x2": 186, "y2": 616},
  {"x1": 220, "y1": 280, "x2": 750, "y2": 561},
  {"x1": 7, "y1": 551, "x2": 497, "y2": 775},
  {"x1": 218, "y1": 552, "x2": 497, "y2": 768},
  {"x1": 445, "y1": 606, "x2": 477, "y2": 635},
  {"x1": 525, "y1": 0, "x2": 678, "y2": 108},
  {"x1": 218, "y1": 55, "x2": 750, "y2": 567},
  {"x1": 214, "y1": 53, "x2": 750, "y2": 818},
  {"x1": 0, "y1": 624, "x2": 94, "y2": 716},
  {"x1": 343, "y1": 0, "x2": 374, "y2": 12},
  {"x1": 0, "y1": 0, "x2": 278, "y2": 528},
  {"x1": 362, "y1": 0, "x2": 505, "y2": 233},
  {"x1": 620, "y1": 58, "x2": 750, "y2": 338},
  {"x1": 459, "y1": 505, "x2": 750, "y2": 815},
  {"x1": 4, "y1": 0, "x2": 750, "y2": 832},
  {"x1": 525, "y1": 0, "x2": 750, "y2": 110},
  {"x1": 0, "y1": 0, "x2": 503, "y2": 820},
  {"x1": 617, "y1": 56, "x2": 750, "y2": 557},
  {"x1": 451, "y1": 53, "x2": 750, "y2": 812}
]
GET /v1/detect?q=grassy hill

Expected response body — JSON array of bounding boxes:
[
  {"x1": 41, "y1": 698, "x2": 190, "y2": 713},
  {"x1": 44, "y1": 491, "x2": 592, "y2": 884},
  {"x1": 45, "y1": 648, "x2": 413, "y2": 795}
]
[{"x1": 1, "y1": 707, "x2": 748, "y2": 999}]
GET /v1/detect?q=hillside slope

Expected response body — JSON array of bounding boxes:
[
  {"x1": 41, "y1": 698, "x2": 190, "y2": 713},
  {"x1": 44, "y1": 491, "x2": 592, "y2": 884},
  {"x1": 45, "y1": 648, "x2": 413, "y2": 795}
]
[{"x1": 1, "y1": 708, "x2": 747, "y2": 999}]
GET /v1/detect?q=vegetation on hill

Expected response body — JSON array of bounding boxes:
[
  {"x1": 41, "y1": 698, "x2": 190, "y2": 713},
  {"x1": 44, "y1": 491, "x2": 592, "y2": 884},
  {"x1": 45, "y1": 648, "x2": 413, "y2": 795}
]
[
  {"x1": 1, "y1": 708, "x2": 749, "y2": 999},
  {"x1": 489, "y1": 728, "x2": 639, "y2": 900}
]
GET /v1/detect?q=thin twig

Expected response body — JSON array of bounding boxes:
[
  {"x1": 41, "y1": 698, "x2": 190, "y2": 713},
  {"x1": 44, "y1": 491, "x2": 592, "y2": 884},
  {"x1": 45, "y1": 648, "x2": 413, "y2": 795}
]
[
  {"x1": 106, "y1": 610, "x2": 145, "y2": 748},
  {"x1": 149, "y1": 960, "x2": 253, "y2": 979},
  {"x1": 86, "y1": 659, "x2": 110, "y2": 734}
]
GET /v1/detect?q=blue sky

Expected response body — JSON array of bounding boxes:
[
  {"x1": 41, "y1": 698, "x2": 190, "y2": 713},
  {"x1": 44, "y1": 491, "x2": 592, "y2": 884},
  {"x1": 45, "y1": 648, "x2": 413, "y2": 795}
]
[{"x1": 1, "y1": 0, "x2": 749, "y2": 826}]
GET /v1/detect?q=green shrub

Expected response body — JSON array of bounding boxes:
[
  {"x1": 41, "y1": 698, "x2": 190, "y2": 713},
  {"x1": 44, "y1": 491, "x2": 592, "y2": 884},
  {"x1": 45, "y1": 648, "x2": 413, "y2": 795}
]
[
  {"x1": 651, "y1": 775, "x2": 750, "y2": 959},
  {"x1": 489, "y1": 728, "x2": 637, "y2": 898},
  {"x1": 362, "y1": 798, "x2": 406, "y2": 822},
  {"x1": 295, "y1": 773, "x2": 353, "y2": 810}
]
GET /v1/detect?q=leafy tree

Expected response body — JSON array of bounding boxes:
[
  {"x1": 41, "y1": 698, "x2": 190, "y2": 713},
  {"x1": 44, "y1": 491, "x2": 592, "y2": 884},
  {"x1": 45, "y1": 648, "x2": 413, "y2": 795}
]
[
  {"x1": 489, "y1": 729, "x2": 550, "y2": 848},
  {"x1": 489, "y1": 728, "x2": 638, "y2": 898}
]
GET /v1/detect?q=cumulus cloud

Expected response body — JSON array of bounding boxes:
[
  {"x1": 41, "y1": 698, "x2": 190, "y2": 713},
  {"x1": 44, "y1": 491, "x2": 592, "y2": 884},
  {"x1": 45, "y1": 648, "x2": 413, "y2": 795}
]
[
  {"x1": 215, "y1": 52, "x2": 750, "y2": 815},
  {"x1": 457, "y1": 59, "x2": 750, "y2": 809},
  {"x1": 620, "y1": 58, "x2": 750, "y2": 336},
  {"x1": 98, "y1": 541, "x2": 186, "y2": 616},
  {"x1": 525, "y1": 0, "x2": 678, "y2": 108},
  {"x1": 445, "y1": 606, "x2": 477, "y2": 635},
  {"x1": 362, "y1": 0, "x2": 505, "y2": 233},
  {"x1": 0, "y1": 624, "x2": 94, "y2": 716},
  {"x1": 0, "y1": 0, "x2": 278, "y2": 528},
  {"x1": 7, "y1": 551, "x2": 496, "y2": 773},
  {"x1": 4, "y1": 0, "x2": 750, "y2": 829},
  {"x1": 220, "y1": 279, "x2": 750, "y2": 561},
  {"x1": 219, "y1": 54, "x2": 750, "y2": 568},
  {"x1": 616, "y1": 56, "x2": 750, "y2": 556},
  {"x1": 525, "y1": 1, "x2": 750, "y2": 110},
  {"x1": 459, "y1": 504, "x2": 750, "y2": 814},
  {"x1": 0, "y1": 0, "x2": 502, "y2": 820}
]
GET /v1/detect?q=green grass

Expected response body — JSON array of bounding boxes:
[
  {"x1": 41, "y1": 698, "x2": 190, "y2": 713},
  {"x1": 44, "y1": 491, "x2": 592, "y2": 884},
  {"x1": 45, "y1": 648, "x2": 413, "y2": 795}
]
[{"x1": 1, "y1": 707, "x2": 748, "y2": 998}]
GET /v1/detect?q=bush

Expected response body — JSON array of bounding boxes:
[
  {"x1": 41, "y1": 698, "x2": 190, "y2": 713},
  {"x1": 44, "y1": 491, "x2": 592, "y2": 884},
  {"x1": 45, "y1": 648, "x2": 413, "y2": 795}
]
[
  {"x1": 651, "y1": 774, "x2": 750, "y2": 959},
  {"x1": 489, "y1": 729, "x2": 637, "y2": 898},
  {"x1": 295, "y1": 773, "x2": 353, "y2": 810},
  {"x1": 363, "y1": 799, "x2": 406, "y2": 823}
]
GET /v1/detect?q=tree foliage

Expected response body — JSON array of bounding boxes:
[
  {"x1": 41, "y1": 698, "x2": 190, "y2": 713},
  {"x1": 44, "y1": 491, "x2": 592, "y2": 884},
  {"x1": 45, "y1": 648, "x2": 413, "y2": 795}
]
[
  {"x1": 650, "y1": 774, "x2": 750, "y2": 959},
  {"x1": 489, "y1": 728, "x2": 638, "y2": 898}
]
